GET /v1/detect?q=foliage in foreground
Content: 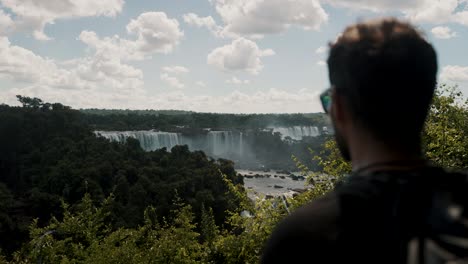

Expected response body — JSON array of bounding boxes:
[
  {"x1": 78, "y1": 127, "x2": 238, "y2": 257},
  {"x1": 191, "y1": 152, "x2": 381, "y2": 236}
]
[
  {"x1": 8, "y1": 182, "x2": 278, "y2": 263},
  {"x1": 423, "y1": 85, "x2": 468, "y2": 169},
  {"x1": 8, "y1": 150, "x2": 348, "y2": 264}
]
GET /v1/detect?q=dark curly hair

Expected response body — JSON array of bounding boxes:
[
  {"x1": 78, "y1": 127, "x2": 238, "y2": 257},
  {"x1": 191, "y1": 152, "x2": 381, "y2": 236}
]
[{"x1": 327, "y1": 18, "x2": 438, "y2": 146}]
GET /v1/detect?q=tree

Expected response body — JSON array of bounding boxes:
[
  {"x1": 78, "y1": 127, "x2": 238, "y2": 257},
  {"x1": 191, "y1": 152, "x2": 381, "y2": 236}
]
[
  {"x1": 423, "y1": 84, "x2": 468, "y2": 169},
  {"x1": 15, "y1": 95, "x2": 43, "y2": 109}
]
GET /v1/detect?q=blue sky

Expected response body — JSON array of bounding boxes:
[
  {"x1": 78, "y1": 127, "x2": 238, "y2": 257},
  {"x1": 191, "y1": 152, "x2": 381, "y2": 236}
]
[{"x1": 0, "y1": 0, "x2": 467, "y2": 113}]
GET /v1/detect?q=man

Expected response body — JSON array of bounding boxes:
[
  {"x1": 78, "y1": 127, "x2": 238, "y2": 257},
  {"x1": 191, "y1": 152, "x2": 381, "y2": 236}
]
[{"x1": 261, "y1": 18, "x2": 468, "y2": 263}]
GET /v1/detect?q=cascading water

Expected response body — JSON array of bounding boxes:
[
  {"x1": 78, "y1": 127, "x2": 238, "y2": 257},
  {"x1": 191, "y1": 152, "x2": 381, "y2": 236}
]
[
  {"x1": 208, "y1": 131, "x2": 233, "y2": 156},
  {"x1": 240, "y1": 132, "x2": 243, "y2": 156},
  {"x1": 271, "y1": 126, "x2": 320, "y2": 140},
  {"x1": 95, "y1": 131, "x2": 181, "y2": 151}
]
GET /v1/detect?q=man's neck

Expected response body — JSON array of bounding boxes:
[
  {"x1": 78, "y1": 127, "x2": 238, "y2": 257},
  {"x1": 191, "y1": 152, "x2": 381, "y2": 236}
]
[{"x1": 349, "y1": 134, "x2": 424, "y2": 174}]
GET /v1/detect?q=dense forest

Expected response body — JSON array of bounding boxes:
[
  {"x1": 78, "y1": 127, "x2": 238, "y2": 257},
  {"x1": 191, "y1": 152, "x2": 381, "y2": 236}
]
[
  {"x1": 0, "y1": 97, "x2": 243, "y2": 258},
  {"x1": 1, "y1": 85, "x2": 468, "y2": 263}
]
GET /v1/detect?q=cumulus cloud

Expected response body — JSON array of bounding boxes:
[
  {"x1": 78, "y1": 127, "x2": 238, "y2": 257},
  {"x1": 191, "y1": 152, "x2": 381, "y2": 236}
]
[
  {"x1": 0, "y1": 35, "x2": 144, "y2": 114},
  {"x1": 127, "y1": 12, "x2": 184, "y2": 54},
  {"x1": 160, "y1": 73, "x2": 184, "y2": 89},
  {"x1": 0, "y1": 11, "x2": 188, "y2": 113},
  {"x1": 316, "y1": 46, "x2": 327, "y2": 54},
  {"x1": 1, "y1": 83, "x2": 323, "y2": 113},
  {"x1": 0, "y1": 0, "x2": 124, "y2": 40},
  {"x1": 213, "y1": 88, "x2": 322, "y2": 113},
  {"x1": 210, "y1": 0, "x2": 328, "y2": 38},
  {"x1": 183, "y1": 13, "x2": 217, "y2": 29},
  {"x1": 324, "y1": 0, "x2": 427, "y2": 12},
  {"x1": 196, "y1": 81, "x2": 207, "y2": 87},
  {"x1": 0, "y1": 37, "x2": 71, "y2": 85},
  {"x1": 440, "y1": 65, "x2": 468, "y2": 82},
  {"x1": 78, "y1": 12, "x2": 183, "y2": 63},
  {"x1": 0, "y1": 36, "x2": 143, "y2": 92},
  {"x1": 162, "y1": 66, "x2": 190, "y2": 74},
  {"x1": 183, "y1": 13, "x2": 235, "y2": 38},
  {"x1": 431, "y1": 26, "x2": 457, "y2": 39},
  {"x1": 1, "y1": 84, "x2": 148, "y2": 110},
  {"x1": 323, "y1": 0, "x2": 468, "y2": 26},
  {"x1": 79, "y1": 31, "x2": 139, "y2": 61},
  {"x1": 183, "y1": 13, "x2": 223, "y2": 36},
  {"x1": 226, "y1": 77, "x2": 250, "y2": 85},
  {"x1": 207, "y1": 38, "x2": 274, "y2": 75},
  {"x1": 407, "y1": 0, "x2": 468, "y2": 25},
  {"x1": 0, "y1": 9, "x2": 13, "y2": 34}
]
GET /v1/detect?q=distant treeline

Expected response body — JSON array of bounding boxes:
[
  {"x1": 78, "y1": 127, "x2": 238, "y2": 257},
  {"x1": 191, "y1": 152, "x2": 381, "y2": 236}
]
[{"x1": 81, "y1": 109, "x2": 329, "y2": 131}]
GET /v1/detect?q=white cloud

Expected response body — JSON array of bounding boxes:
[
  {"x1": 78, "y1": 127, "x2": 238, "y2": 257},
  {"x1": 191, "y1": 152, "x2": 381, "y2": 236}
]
[
  {"x1": 440, "y1": 65, "x2": 468, "y2": 82},
  {"x1": 317, "y1": 60, "x2": 326, "y2": 66},
  {"x1": 324, "y1": 0, "x2": 427, "y2": 12},
  {"x1": 1, "y1": 86, "x2": 324, "y2": 113},
  {"x1": 407, "y1": 0, "x2": 468, "y2": 25},
  {"x1": 183, "y1": 12, "x2": 236, "y2": 38},
  {"x1": 0, "y1": 11, "x2": 189, "y2": 110},
  {"x1": 0, "y1": 36, "x2": 69, "y2": 84},
  {"x1": 79, "y1": 31, "x2": 139, "y2": 61},
  {"x1": 79, "y1": 12, "x2": 183, "y2": 61},
  {"x1": 183, "y1": 13, "x2": 217, "y2": 29},
  {"x1": 323, "y1": 0, "x2": 468, "y2": 27},
  {"x1": 162, "y1": 66, "x2": 190, "y2": 74},
  {"x1": 127, "y1": 12, "x2": 184, "y2": 54},
  {"x1": 0, "y1": 11, "x2": 188, "y2": 111},
  {"x1": 315, "y1": 46, "x2": 327, "y2": 54},
  {"x1": 160, "y1": 73, "x2": 184, "y2": 89},
  {"x1": 184, "y1": 12, "x2": 242, "y2": 39},
  {"x1": 1, "y1": 84, "x2": 147, "y2": 110},
  {"x1": 0, "y1": 36, "x2": 143, "y2": 97},
  {"x1": 207, "y1": 38, "x2": 274, "y2": 75},
  {"x1": 210, "y1": 0, "x2": 328, "y2": 38},
  {"x1": 196, "y1": 81, "x2": 207, "y2": 87},
  {"x1": 431, "y1": 26, "x2": 457, "y2": 39},
  {"x1": 0, "y1": 0, "x2": 124, "y2": 40},
  {"x1": 0, "y1": 9, "x2": 13, "y2": 34},
  {"x1": 183, "y1": 13, "x2": 222, "y2": 35},
  {"x1": 213, "y1": 88, "x2": 322, "y2": 113},
  {"x1": 226, "y1": 77, "x2": 250, "y2": 85}
]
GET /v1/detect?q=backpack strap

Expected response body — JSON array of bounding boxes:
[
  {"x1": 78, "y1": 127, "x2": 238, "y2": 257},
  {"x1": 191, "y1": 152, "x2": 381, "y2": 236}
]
[{"x1": 410, "y1": 170, "x2": 468, "y2": 263}]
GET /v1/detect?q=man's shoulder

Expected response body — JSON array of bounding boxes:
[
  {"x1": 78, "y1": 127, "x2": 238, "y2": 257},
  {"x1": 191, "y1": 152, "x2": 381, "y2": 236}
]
[
  {"x1": 282, "y1": 193, "x2": 340, "y2": 235},
  {"x1": 261, "y1": 194, "x2": 340, "y2": 263}
]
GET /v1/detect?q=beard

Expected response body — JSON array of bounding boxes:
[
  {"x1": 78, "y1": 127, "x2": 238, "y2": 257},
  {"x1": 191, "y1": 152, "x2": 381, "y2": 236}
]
[{"x1": 332, "y1": 116, "x2": 351, "y2": 162}]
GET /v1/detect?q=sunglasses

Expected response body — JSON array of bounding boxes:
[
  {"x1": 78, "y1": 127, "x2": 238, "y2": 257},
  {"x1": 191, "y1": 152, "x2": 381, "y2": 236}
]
[{"x1": 320, "y1": 87, "x2": 332, "y2": 114}]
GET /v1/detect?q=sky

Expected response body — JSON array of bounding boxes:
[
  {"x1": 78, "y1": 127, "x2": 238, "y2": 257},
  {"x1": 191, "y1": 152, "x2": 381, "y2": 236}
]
[{"x1": 0, "y1": 0, "x2": 467, "y2": 113}]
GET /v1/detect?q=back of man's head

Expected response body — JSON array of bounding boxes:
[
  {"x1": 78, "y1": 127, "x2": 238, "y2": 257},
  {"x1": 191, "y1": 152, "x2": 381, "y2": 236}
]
[{"x1": 328, "y1": 18, "x2": 438, "y2": 146}]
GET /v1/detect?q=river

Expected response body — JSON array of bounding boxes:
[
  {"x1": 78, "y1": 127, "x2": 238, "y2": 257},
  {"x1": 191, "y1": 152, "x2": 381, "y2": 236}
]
[{"x1": 237, "y1": 170, "x2": 309, "y2": 199}]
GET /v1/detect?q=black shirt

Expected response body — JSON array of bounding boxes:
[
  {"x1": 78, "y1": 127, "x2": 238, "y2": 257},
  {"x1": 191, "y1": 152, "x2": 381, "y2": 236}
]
[{"x1": 261, "y1": 167, "x2": 468, "y2": 264}]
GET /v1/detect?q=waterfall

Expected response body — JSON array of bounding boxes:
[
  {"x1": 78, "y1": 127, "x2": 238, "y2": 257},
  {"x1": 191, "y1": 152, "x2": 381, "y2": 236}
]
[
  {"x1": 271, "y1": 126, "x2": 320, "y2": 140},
  {"x1": 239, "y1": 132, "x2": 243, "y2": 156},
  {"x1": 208, "y1": 131, "x2": 233, "y2": 156},
  {"x1": 96, "y1": 131, "x2": 181, "y2": 151}
]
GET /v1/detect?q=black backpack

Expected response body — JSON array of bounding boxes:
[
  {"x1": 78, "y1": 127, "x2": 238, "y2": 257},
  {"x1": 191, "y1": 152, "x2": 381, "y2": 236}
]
[
  {"x1": 407, "y1": 169, "x2": 468, "y2": 264},
  {"x1": 337, "y1": 167, "x2": 468, "y2": 264}
]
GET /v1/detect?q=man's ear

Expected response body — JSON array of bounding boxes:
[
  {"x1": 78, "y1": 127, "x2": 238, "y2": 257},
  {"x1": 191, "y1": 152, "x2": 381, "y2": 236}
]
[{"x1": 331, "y1": 88, "x2": 346, "y2": 124}]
